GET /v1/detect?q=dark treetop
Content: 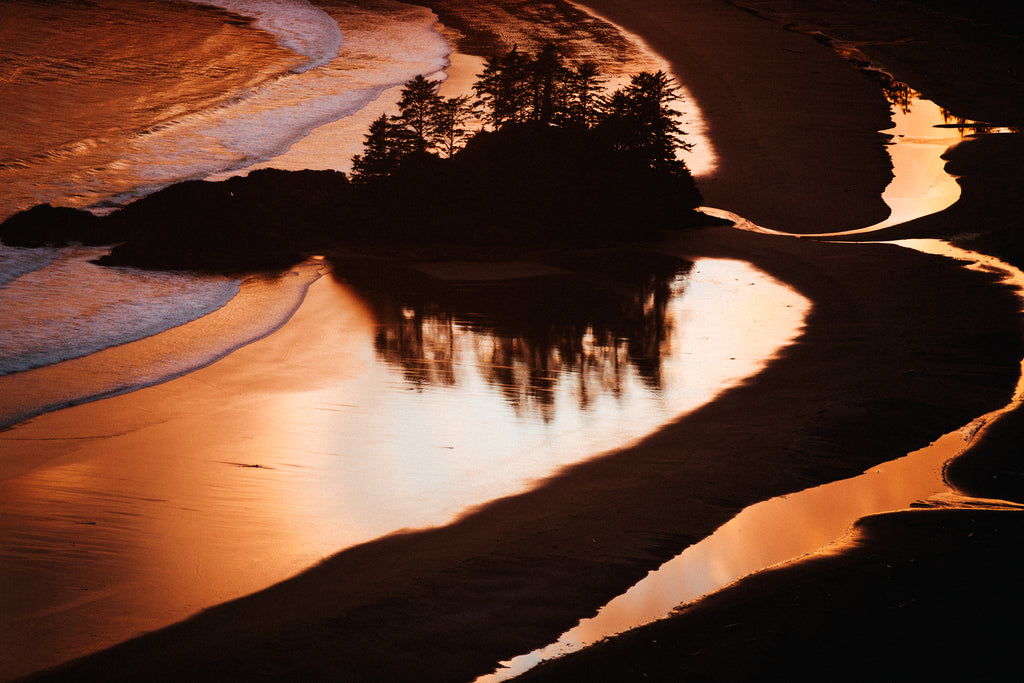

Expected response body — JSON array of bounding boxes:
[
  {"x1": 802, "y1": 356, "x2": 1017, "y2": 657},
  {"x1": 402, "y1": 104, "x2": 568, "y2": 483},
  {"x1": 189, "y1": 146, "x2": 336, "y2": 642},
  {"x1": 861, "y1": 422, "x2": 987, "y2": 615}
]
[{"x1": 1, "y1": 49, "x2": 706, "y2": 273}]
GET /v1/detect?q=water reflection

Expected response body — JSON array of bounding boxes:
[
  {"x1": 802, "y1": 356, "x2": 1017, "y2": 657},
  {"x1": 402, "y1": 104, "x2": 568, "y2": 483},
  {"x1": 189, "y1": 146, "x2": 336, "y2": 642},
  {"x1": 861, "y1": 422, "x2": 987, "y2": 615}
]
[
  {"x1": 0, "y1": 255, "x2": 807, "y2": 680},
  {"x1": 477, "y1": 72, "x2": 1024, "y2": 683},
  {"x1": 874, "y1": 71, "x2": 1020, "y2": 136},
  {"x1": 937, "y1": 110, "x2": 1021, "y2": 136},
  {"x1": 877, "y1": 72, "x2": 915, "y2": 115},
  {"x1": 478, "y1": 241, "x2": 1024, "y2": 683},
  {"x1": 800, "y1": 75, "x2": 981, "y2": 237},
  {"x1": 337, "y1": 251, "x2": 690, "y2": 422}
]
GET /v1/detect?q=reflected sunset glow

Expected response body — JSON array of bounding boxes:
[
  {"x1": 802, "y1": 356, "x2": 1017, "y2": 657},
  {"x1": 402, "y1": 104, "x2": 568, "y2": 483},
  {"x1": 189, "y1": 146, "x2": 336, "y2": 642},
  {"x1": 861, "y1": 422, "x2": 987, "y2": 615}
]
[
  {"x1": 481, "y1": 241, "x2": 1024, "y2": 683},
  {"x1": 478, "y1": 76, "x2": 1024, "y2": 682},
  {"x1": 0, "y1": 257, "x2": 806, "y2": 675},
  {"x1": 800, "y1": 85, "x2": 981, "y2": 238},
  {"x1": 873, "y1": 95, "x2": 965, "y2": 228},
  {"x1": 478, "y1": 420, "x2": 979, "y2": 682}
]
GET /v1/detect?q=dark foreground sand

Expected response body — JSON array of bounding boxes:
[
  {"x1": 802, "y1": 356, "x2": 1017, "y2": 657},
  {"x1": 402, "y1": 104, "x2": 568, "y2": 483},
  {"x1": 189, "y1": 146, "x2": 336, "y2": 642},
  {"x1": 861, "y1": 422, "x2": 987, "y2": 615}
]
[
  {"x1": 24, "y1": 0, "x2": 1024, "y2": 681},
  {"x1": 520, "y1": 1, "x2": 1024, "y2": 680}
]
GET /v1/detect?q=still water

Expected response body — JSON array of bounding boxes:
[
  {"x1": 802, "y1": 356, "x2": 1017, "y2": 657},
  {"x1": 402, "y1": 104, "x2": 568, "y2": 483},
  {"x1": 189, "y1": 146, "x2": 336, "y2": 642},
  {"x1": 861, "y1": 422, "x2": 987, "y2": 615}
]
[
  {"x1": 476, "y1": 83, "x2": 1023, "y2": 681},
  {"x1": 0, "y1": 256, "x2": 807, "y2": 679},
  {"x1": 0, "y1": 1, "x2": 728, "y2": 676}
]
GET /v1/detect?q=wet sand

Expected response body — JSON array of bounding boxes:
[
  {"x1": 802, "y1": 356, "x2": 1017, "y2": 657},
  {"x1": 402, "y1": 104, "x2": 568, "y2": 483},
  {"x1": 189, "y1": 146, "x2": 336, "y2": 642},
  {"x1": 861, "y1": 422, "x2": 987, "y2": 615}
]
[
  {"x1": 582, "y1": 0, "x2": 898, "y2": 235},
  {"x1": 22, "y1": 230, "x2": 1023, "y2": 683},
  {"x1": 518, "y1": 1, "x2": 1024, "y2": 680},
  {"x1": 20, "y1": 0, "x2": 1024, "y2": 681}
]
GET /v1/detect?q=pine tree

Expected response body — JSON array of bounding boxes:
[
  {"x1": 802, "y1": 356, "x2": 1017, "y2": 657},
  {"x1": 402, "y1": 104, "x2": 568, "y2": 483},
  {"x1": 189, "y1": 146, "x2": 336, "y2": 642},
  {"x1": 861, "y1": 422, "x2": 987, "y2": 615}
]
[
  {"x1": 394, "y1": 75, "x2": 443, "y2": 155},
  {"x1": 599, "y1": 70, "x2": 692, "y2": 171},
  {"x1": 350, "y1": 114, "x2": 401, "y2": 182},
  {"x1": 566, "y1": 62, "x2": 604, "y2": 128},
  {"x1": 431, "y1": 95, "x2": 475, "y2": 158}
]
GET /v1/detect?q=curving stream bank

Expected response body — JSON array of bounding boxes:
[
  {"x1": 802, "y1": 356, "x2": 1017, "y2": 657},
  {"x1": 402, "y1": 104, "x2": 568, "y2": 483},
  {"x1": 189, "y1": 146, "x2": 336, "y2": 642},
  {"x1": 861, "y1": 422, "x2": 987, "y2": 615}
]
[
  {"x1": 498, "y1": 1, "x2": 1024, "y2": 680},
  {"x1": 476, "y1": 61, "x2": 1024, "y2": 678},
  {"x1": 5, "y1": 0, "x2": 1024, "y2": 681}
]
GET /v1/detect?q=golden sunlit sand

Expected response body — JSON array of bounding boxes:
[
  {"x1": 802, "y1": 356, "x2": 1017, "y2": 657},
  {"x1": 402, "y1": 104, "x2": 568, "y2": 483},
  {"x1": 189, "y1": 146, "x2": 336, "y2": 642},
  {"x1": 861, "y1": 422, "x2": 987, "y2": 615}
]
[{"x1": 5, "y1": 0, "x2": 1024, "y2": 681}]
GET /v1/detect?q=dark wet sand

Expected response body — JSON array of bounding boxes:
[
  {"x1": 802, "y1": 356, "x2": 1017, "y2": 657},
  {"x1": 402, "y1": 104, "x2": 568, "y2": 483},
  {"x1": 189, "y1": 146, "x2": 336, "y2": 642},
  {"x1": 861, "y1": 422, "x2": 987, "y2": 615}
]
[
  {"x1": 520, "y1": 1, "x2": 1024, "y2": 680},
  {"x1": 22, "y1": 0, "x2": 1024, "y2": 681},
  {"x1": 582, "y1": 0, "x2": 897, "y2": 235}
]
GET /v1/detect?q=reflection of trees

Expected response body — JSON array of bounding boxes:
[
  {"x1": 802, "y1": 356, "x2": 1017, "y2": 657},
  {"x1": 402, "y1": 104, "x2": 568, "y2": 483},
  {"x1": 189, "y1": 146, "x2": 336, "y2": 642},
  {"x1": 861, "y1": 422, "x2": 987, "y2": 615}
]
[
  {"x1": 375, "y1": 305, "x2": 457, "y2": 389},
  {"x1": 336, "y1": 252, "x2": 691, "y2": 421},
  {"x1": 872, "y1": 71, "x2": 1023, "y2": 136},
  {"x1": 874, "y1": 72, "x2": 916, "y2": 114},
  {"x1": 939, "y1": 109, "x2": 1021, "y2": 136}
]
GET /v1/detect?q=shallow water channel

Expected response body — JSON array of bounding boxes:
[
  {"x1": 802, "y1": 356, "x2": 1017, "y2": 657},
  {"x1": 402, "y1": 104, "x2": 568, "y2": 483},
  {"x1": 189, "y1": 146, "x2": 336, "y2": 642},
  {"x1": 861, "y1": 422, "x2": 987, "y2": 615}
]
[
  {"x1": 476, "y1": 87, "x2": 1023, "y2": 681},
  {"x1": 480, "y1": 238, "x2": 1024, "y2": 682}
]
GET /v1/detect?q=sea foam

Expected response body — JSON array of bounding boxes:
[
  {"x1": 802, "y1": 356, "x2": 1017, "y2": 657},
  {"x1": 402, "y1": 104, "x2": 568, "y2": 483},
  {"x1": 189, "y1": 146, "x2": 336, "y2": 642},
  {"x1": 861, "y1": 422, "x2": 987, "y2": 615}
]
[
  {"x1": 0, "y1": 247, "x2": 240, "y2": 376},
  {"x1": 185, "y1": 0, "x2": 344, "y2": 72},
  {"x1": 90, "y1": 1, "x2": 451, "y2": 209},
  {"x1": 0, "y1": 243, "x2": 60, "y2": 288}
]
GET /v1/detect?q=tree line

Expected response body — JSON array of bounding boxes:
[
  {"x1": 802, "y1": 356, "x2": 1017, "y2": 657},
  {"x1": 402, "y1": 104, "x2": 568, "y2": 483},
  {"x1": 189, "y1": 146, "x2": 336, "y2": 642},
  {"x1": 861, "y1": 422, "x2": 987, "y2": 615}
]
[
  {"x1": 0, "y1": 46, "x2": 706, "y2": 273},
  {"x1": 351, "y1": 44, "x2": 694, "y2": 181}
]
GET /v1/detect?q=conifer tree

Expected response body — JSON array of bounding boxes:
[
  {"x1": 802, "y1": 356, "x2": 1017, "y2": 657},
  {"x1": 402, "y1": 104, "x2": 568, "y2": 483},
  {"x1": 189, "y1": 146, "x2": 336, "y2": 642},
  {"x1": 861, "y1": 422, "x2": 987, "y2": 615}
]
[
  {"x1": 473, "y1": 47, "x2": 535, "y2": 128},
  {"x1": 599, "y1": 70, "x2": 692, "y2": 171},
  {"x1": 431, "y1": 95, "x2": 475, "y2": 157},
  {"x1": 530, "y1": 44, "x2": 568, "y2": 125},
  {"x1": 351, "y1": 76, "x2": 476, "y2": 177},
  {"x1": 350, "y1": 114, "x2": 401, "y2": 182},
  {"x1": 394, "y1": 75, "x2": 443, "y2": 155},
  {"x1": 566, "y1": 62, "x2": 604, "y2": 127},
  {"x1": 472, "y1": 54, "x2": 505, "y2": 129}
]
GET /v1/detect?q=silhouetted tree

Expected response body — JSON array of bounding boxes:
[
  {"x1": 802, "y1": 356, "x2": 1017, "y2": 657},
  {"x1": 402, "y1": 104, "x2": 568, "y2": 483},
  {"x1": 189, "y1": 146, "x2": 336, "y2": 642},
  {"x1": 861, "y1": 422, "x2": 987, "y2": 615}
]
[
  {"x1": 500, "y1": 47, "x2": 534, "y2": 124},
  {"x1": 352, "y1": 75, "x2": 476, "y2": 176},
  {"x1": 530, "y1": 44, "x2": 569, "y2": 125},
  {"x1": 394, "y1": 75, "x2": 443, "y2": 154},
  {"x1": 473, "y1": 47, "x2": 535, "y2": 128},
  {"x1": 350, "y1": 61, "x2": 699, "y2": 227},
  {"x1": 598, "y1": 70, "x2": 693, "y2": 172},
  {"x1": 474, "y1": 48, "x2": 614, "y2": 129},
  {"x1": 565, "y1": 62, "x2": 604, "y2": 127},
  {"x1": 350, "y1": 114, "x2": 402, "y2": 182},
  {"x1": 472, "y1": 54, "x2": 505, "y2": 128},
  {"x1": 431, "y1": 95, "x2": 475, "y2": 157}
]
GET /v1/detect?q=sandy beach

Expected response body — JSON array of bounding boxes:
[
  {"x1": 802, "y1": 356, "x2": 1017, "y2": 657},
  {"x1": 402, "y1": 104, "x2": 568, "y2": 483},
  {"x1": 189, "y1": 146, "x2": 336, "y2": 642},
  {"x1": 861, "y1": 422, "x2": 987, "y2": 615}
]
[{"x1": 15, "y1": 0, "x2": 1024, "y2": 681}]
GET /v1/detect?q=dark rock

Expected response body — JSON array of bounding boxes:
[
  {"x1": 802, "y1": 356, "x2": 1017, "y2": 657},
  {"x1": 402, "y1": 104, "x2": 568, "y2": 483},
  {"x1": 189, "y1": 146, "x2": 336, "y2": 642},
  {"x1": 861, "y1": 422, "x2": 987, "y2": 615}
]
[{"x1": 0, "y1": 203, "x2": 112, "y2": 247}]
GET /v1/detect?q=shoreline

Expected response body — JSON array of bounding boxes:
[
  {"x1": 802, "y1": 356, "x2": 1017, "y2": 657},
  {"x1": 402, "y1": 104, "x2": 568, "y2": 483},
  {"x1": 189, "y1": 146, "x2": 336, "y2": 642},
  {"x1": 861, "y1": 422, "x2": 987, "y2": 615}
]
[
  {"x1": 578, "y1": 0, "x2": 895, "y2": 234},
  {"x1": 516, "y1": 1, "x2": 1024, "y2": 679},
  {"x1": 26, "y1": 226, "x2": 1022, "y2": 682},
  {"x1": 13, "y1": 0, "x2": 1024, "y2": 680}
]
